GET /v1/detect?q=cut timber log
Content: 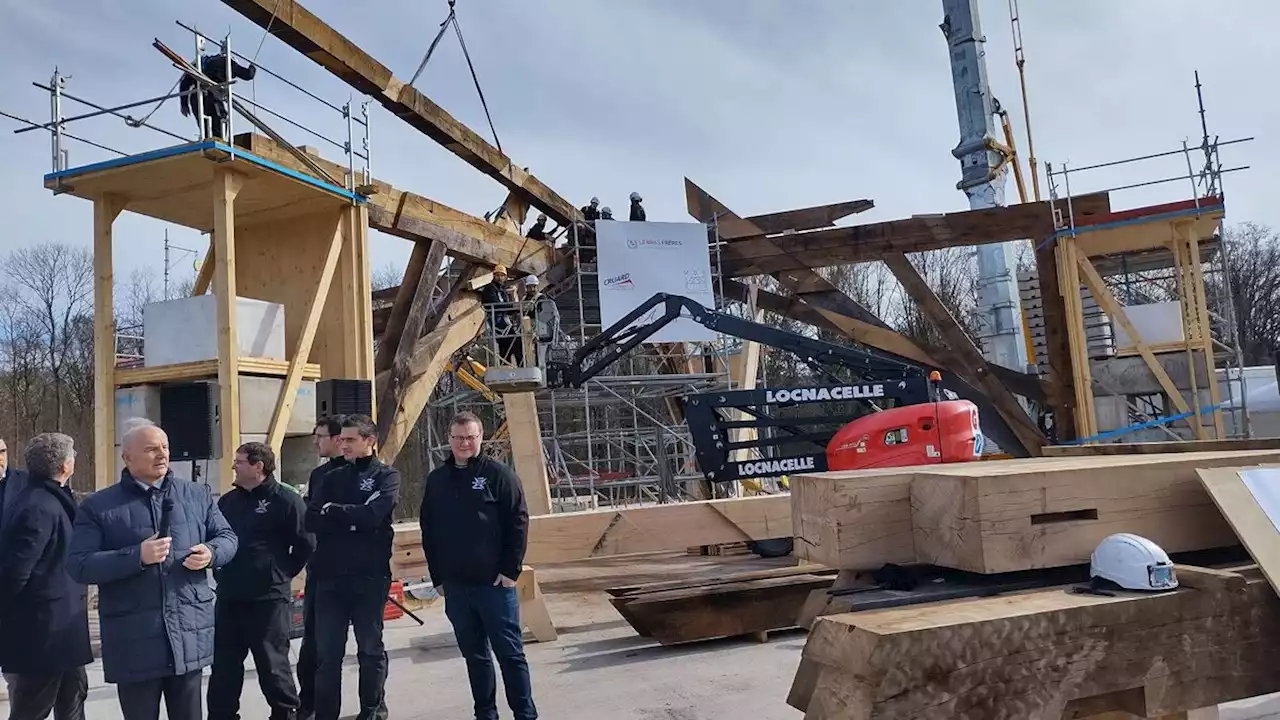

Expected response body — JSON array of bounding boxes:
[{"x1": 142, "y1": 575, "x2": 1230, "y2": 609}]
[
  {"x1": 789, "y1": 568, "x2": 1280, "y2": 719},
  {"x1": 390, "y1": 494, "x2": 791, "y2": 580},
  {"x1": 608, "y1": 567, "x2": 838, "y2": 645},
  {"x1": 792, "y1": 451, "x2": 1280, "y2": 573}
]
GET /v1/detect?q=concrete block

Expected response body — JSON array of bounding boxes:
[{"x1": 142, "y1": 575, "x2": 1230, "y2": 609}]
[
  {"x1": 236, "y1": 377, "x2": 316, "y2": 436},
  {"x1": 144, "y1": 294, "x2": 286, "y2": 366},
  {"x1": 115, "y1": 385, "x2": 162, "y2": 444}
]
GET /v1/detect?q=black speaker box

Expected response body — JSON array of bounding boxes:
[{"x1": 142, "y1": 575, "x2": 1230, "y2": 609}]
[
  {"x1": 316, "y1": 378, "x2": 373, "y2": 420},
  {"x1": 160, "y1": 382, "x2": 215, "y2": 461}
]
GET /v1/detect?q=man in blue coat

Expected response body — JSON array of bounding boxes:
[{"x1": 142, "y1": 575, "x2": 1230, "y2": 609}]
[
  {"x1": 68, "y1": 419, "x2": 238, "y2": 720},
  {"x1": 0, "y1": 436, "x2": 30, "y2": 531},
  {"x1": 0, "y1": 432, "x2": 92, "y2": 720}
]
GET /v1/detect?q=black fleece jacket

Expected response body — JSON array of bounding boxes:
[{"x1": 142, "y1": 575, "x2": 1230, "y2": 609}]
[
  {"x1": 305, "y1": 455, "x2": 400, "y2": 579},
  {"x1": 213, "y1": 476, "x2": 311, "y2": 601},
  {"x1": 418, "y1": 454, "x2": 529, "y2": 588}
]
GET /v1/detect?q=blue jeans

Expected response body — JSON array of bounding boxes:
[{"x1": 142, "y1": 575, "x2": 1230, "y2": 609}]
[{"x1": 443, "y1": 584, "x2": 537, "y2": 720}]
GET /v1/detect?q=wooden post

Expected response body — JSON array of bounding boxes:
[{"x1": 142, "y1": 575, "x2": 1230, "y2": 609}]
[
  {"x1": 93, "y1": 195, "x2": 126, "y2": 489},
  {"x1": 502, "y1": 392, "x2": 551, "y2": 516},
  {"x1": 516, "y1": 565, "x2": 557, "y2": 643},
  {"x1": 1057, "y1": 238, "x2": 1098, "y2": 439},
  {"x1": 212, "y1": 168, "x2": 245, "y2": 492}
]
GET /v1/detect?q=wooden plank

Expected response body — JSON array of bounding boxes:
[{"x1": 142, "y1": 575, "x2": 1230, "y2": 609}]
[
  {"x1": 790, "y1": 468, "x2": 919, "y2": 570},
  {"x1": 1058, "y1": 239, "x2": 1098, "y2": 438},
  {"x1": 235, "y1": 134, "x2": 554, "y2": 278},
  {"x1": 1198, "y1": 466, "x2": 1280, "y2": 599},
  {"x1": 883, "y1": 251, "x2": 1047, "y2": 456},
  {"x1": 221, "y1": 0, "x2": 583, "y2": 228},
  {"x1": 609, "y1": 573, "x2": 837, "y2": 645},
  {"x1": 212, "y1": 167, "x2": 244, "y2": 494},
  {"x1": 265, "y1": 214, "x2": 344, "y2": 455},
  {"x1": 390, "y1": 493, "x2": 792, "y2": 578},
  {"x1": 503, "y1": 392, "x2": 551, "y2": 516},
  {"x1": 1043, "y1": 439, "x2": 1280, "y2": 457},
  {"x1": 907, "y1": 451, "x2": 1279, "y2": 574},
  {"x1": 723, "y1": 193, "x2": 1111, "y2": 276},
  {"x1": 192, "y1": 239, "x2": 214, "y2": 295},
  {"x1": 1034, "y1": 233, "x2": 1076, "y2": 441},
  {"x1": 374, "y1": 219, "x2": 435, "y2": 374},
  {"x1": 93, "y1": 195, "x2": 126, "y2": 489},
  {"x1": 791, "y1": 577, "x2": 1280, "y2": 719},
  {"x1": 114, "y1": 358, "x2": 322, "y2": 386},
  {"x1": 607, "y1": 564, "x2": 835, "y2": 598}
]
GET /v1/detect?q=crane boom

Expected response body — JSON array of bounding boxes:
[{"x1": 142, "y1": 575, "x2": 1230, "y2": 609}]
[{"x1": 940, "y1": 0, "x2": 1029, "y2": 373}]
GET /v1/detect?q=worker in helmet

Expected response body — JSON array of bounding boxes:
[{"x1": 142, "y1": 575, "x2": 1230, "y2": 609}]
[
  {"x1": 179, "y1": 51, "x2": 257, "y2": 140},
  {"x1": 521, "y1": 275, "x2": 561, "y2": 368},
  {"x1": 480, "y1": 265, "x2": 521, "y2": 365},
  {"x1": 629, "y1": 192, "x2": 646, "y2": 222},
  {"x1": 579, "y1": 197, "x2": 600, "y2": 223},
  {"x1": 526, "y1": 213, "x2": 548, "y2": 243},
  {"x1": 600, "y1": 206, "x2": 614, "y2": 221}
]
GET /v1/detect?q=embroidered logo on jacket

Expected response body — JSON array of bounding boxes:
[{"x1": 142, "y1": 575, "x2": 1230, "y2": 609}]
[
  {"x1": 255, "y1": 500, "x2": 270, "y2": 514},
  {"x1": 471, "y1": 477, "x2": 487, "y2": 491},
  {"x1": 359, "y1": 477, "x2": 375, "y2": 492}
]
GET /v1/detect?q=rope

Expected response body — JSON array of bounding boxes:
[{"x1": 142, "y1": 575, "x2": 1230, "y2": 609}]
[
  {"x1": 125, "y1": 77, "x2": 183, "y2": 128},
  {"x1": 250, "y1": 0, "x2": 282, "y2": 105},
  {"x1": 407, "y1": 0, "x2": 504, "y2": 153}
]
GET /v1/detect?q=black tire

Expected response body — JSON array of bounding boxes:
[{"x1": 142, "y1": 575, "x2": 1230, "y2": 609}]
[{"x1": 748, "y1": 537, "x2": 795, "y2": 558}]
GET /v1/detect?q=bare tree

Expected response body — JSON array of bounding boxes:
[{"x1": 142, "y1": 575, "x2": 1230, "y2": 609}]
[
  {"x1": 5, "y1": 244, "x2": 94, "y2": 431},
  {"x1": 1215, "y1": 222, "x2": 1280, "y2": 364}
]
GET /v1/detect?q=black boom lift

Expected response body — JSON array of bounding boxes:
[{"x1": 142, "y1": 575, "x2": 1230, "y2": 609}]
[{"x1": 546, "y1": 293, "x2": 1031, "y2": 485}]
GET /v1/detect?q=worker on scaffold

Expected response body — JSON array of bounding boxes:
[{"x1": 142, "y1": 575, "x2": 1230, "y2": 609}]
[
  {"x1": 480, "y1": 265, "x2": 522, "y2": 366},
  {"x1": 178, "y1": 50, "x2": 258, "y2": 140}
]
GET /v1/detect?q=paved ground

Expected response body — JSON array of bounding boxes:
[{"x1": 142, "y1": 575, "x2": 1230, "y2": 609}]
[{"x1": 3, "y1": 553, "x2": 1280, "y2": 719}]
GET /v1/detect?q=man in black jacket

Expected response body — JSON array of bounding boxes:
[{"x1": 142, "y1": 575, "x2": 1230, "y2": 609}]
[
  {"x1": 0, "y1": 433, "x2": 92, "y2": 720},
  {"x1": 296, "y1": 415, "x2": 346, "y2": 720},
  {"x1": 420, "y1": 411, "x2": 536, "y2": 720},
  {"x1": 306, "y1": 414, "x2": 400, "y2": 720},
  {"x1": 0, "y1": 436, "x2": 30, "y2": 532},
  {"x1": 208, "y1": 442, "x2": 312, "y2": 720}
]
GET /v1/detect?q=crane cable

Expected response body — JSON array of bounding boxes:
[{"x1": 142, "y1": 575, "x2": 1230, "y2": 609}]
[
  {"x1": 1008, "y1": 0, "x2": 1040, "y2": 201},
  {"x1": 408, "y1": 0, "x2": 503, "y2": 154}
]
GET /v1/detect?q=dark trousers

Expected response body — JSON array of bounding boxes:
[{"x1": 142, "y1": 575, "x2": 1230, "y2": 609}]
[
  {"x1": 207, "y1": 598, "x2": 299, "y2": 720},
  {"x1": 444, "y1": 585, "x2": 537, "y2": 720},
  {"x1": 313, "y1": 576, "x2": 390, "y2": 720},
  {"x1": 6, "y1": 667, "x2": 88, "y2": 720},
  {"x1": 116, "y1": 669, "x2": 202, "y2": 720},
  {"x1": 297, "y1": 574, "x2": 318, "y2": 716}
]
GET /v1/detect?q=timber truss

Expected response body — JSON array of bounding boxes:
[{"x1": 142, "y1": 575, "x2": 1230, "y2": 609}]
[{"x1": 214, "y1": 0, "x2": 1086, "y2": 457}]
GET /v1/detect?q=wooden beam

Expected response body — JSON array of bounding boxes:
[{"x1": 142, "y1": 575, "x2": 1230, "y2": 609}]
[
  {"x1": 390, "y1": 493, "x2": 791, "y2": 578},
  {"x1": 265, "y1": 212, "x2": 344, "y2": 455},
  {"x1": 192, "y1": 239, "x2": 214, "y2": 295},
  {"x1": 1034, "y1": 235, "x2": 1077, "y2": 441},
  {"x1": 1075, "y1": 249, "x2": 1199, "y2": 435},
  {"x1": 94, "y1": 194, "x2": 126, "y2": 489},
  {"x1": 791, "y1": 576, "x2": 1280, "y2": 719},
  {"x1": 883, "y1": 251, "x2": 1047, "y2": 455},
  {"x1": 378, "y1": 290, "x2": 485, "y2": 463},
  {"x1": 1043, "y1": 438, "x2": 1280, "y2": 457},
  {"x1": 373, "y1": 240, "x2": 431, "y2": 373},
  {"x1": 221, "y1": 0, "x2": 583, "y2": 227},
  {"x1": 722, "y1": 192, "x2": 1111, "y2": 276},
  {"x1": 374, "y1": 240, "x2": 449, "y2": 447},
  {"x1": 743, "y1": 199, "x2": 875, "y2": 237},
  {"x1": 234, "y1": 134, "x2": 555, "y2": 278},
  {"x1": 502, "y1": 392, "x2": 551, "y2": 516},
  {"x1": 1199, "y1": 466, "x2": 1280, "y2": 599},
  {"x1": 212, "y1": 167, "x2": 245, "y2": 493}
]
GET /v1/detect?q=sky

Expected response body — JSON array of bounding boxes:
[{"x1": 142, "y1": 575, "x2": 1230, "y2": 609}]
[{"x1": 0, "y1": 0, "x2": 1274, "y2": 288}]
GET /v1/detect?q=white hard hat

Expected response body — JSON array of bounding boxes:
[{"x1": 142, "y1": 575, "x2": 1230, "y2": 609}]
[
  {"x1": 630, "y1": 192, "x2": 642, "y2": 202},
  {"x1": 1090, "y1": 533, "x2": 1178, "y2": 591},
  {"x1": 522, "y1": 275, "x2": 539, "y2": 287}
]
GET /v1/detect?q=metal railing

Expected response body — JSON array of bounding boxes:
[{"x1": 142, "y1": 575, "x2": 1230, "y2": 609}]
[{"x1": 4, "y1": 22, "x2": 372, "y2": 194}]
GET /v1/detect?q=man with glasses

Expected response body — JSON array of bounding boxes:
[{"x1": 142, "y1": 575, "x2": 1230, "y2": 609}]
[
  {"x1": 419, "y1": 411, "x2": 537, "y2": 720},
  {"x1": 296, "y1": 416, "x2": 345, "y2": 720}
]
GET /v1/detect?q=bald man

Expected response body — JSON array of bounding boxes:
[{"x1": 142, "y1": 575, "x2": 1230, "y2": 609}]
[{"x1": 68, "y1": 420, "x2": 238, "y2": 720}]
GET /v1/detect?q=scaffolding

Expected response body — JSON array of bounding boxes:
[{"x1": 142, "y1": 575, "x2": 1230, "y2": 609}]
[
  {"x1": 1033, "y1": 77, "x2": 1253, "y2": 443},
  {"x1": 416, "y1": 220, "x2": 747, "y2": 511}
]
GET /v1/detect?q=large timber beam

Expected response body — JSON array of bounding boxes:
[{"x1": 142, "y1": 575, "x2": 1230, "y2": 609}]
[
  {"x1": 722, "y1": 192, "x2": 1111, "y2": 276},
  {"x1": 234, "y1": 134, "x2": 555, "y2": 278},
  {"x1": 222, "y1": 0, "x2": 583, "y2": 228},
  {"x1": 883, "y1": 251, "x2": 1047, "y2": 455},
  {"x1": 377, "y1": 289, "x2": 485, "y2": 463},
  {"x1": 790, "y1": 569, "x2": 1280, "y2": 719}
]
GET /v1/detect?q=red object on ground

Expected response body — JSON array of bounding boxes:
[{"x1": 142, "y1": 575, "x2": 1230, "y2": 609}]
[{"x1": 383, "y1": 580, "x2": 405, "y2": 621}]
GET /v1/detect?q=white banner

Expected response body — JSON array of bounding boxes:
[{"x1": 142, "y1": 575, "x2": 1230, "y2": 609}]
[{"x1": 595, "y1": 220, "x2": 717, "y2": 343}]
